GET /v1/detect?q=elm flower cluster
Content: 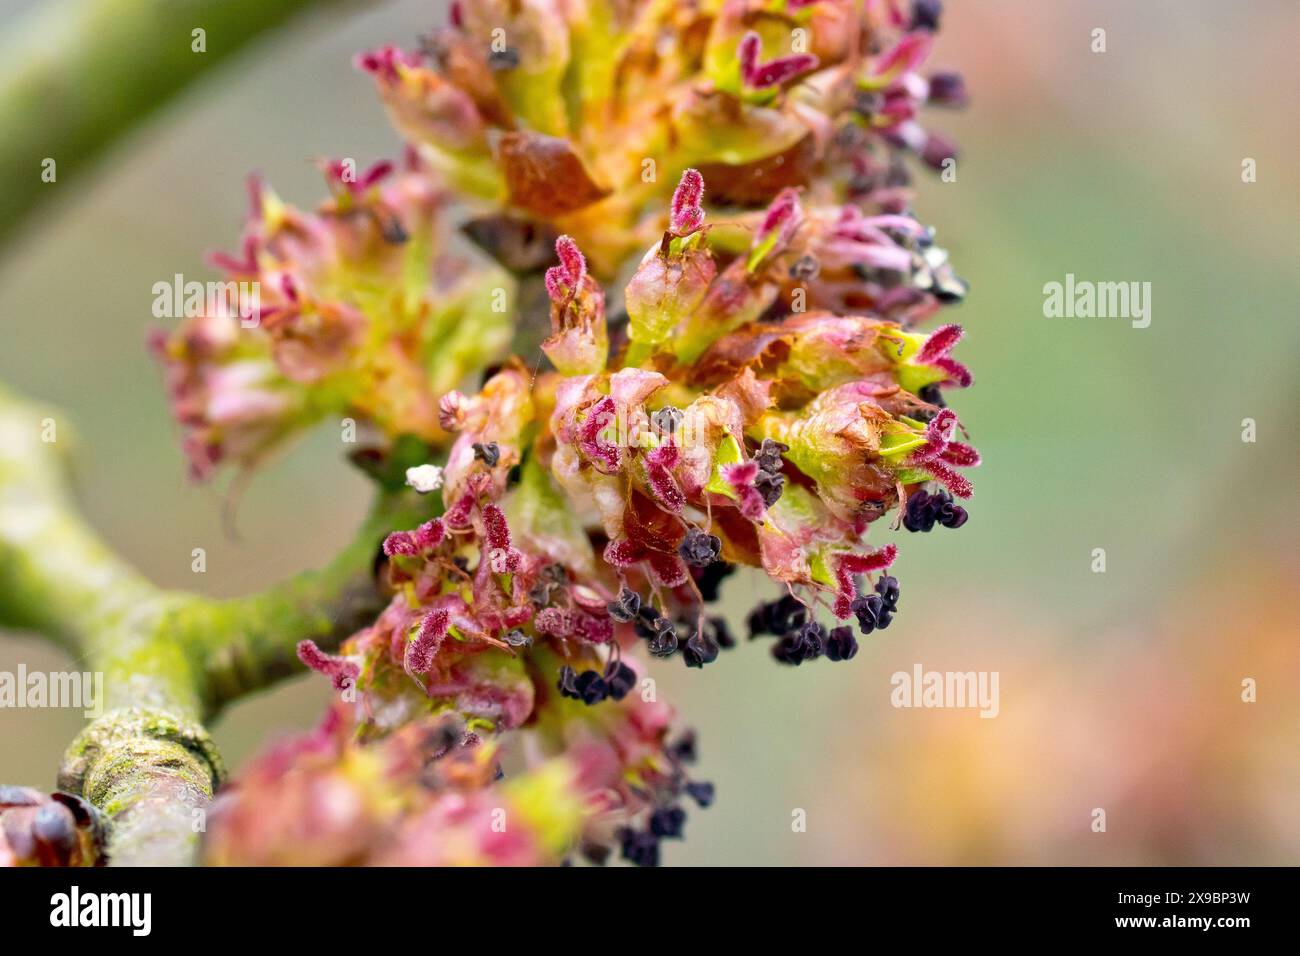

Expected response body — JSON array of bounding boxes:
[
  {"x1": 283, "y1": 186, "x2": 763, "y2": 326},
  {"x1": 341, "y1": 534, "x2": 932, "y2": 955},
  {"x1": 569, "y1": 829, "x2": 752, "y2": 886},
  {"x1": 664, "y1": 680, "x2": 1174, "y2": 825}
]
[
  {"x1": 151, "y1": 151, "x2": 514, "y2": 479},
  {"x1": 359, "y1": 0, "x2": 968, "y2": 282},
  {"x1": 204, "y1": 709, "x2": 596, "y2": 866},
  {"x1": 192, "y1": 0, "x2": 976, "y2": 866}
]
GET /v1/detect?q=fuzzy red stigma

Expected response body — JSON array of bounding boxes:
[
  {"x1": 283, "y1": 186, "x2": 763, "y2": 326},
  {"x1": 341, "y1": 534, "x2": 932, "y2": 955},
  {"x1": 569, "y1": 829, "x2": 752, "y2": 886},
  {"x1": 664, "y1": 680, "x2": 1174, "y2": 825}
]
[
  {"x1": 907, "y1": 410, "x2": 976, "y2": 498},
  {"x1": 325, "y1": 158, "x2": 394, "y2": 195},
  {"x1": 545, "y1": 236, "x2": 587, "y2": 304},
  {"x1": 404, "y1": 609, "x2": 450, "y2": 676},
  {"x1": 918, "y1": 323, "x2": 972, "y2": 387},
  {"x1": 383, "y1": 530, "x2": 419, "y2": 556},
  {"x1": 833, "y1": 545, "x2": 898, "y2": 618},
  {"x1": 355, "y1": 45, "x2": 419, "y2": 82},
  {"x1": 738, "y1": 32, "x2": 820, "y2": 90},
  {"x1": 353, "y1": 45, "x2": 418, "y2": 82},
  {"x1": 297, "y1": 640, "x2": 359, "y2": 690},
  {"x1": 873, "y1": 32, "x2": 933, "y2": 81},
  {"x1": 669, "y1": 169, "x2": 705, "y2": 236},
  {"x1": 722, "y1": 461, "x2": 767, "y2": 521},
  {"x1": 645, "y1": 441, "x2": 685, "y2": 512},
  {"x1": 482, "y1": 503, "x2": 522, "y2": 573},
  {"x1": 413, "y1": 518, "x2": 446, "y2": 550},
  {"x1": 206, "y1": 234, "x2": 259, "y2": 276},
  {"x1": 578, "y1": 396, "x2": 622, "y2": 472},
  {"x1": 756, "y1": 188, "x2": 803, "y2": 256}
]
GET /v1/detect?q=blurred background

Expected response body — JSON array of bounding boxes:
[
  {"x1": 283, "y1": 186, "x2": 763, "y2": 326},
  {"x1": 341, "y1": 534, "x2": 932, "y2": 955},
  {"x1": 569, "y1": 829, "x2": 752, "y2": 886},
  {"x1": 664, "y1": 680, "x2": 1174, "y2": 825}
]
[{"x1": 1, "y1": 0, "x2": 1297, "y2": 864}]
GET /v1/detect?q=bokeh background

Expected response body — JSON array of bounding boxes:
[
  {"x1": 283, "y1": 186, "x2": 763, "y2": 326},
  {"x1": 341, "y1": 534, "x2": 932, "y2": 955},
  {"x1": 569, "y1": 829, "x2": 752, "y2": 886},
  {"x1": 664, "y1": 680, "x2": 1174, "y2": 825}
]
[{"x1": 1, "y1": 0, "x2": 1297, "y2": 864}]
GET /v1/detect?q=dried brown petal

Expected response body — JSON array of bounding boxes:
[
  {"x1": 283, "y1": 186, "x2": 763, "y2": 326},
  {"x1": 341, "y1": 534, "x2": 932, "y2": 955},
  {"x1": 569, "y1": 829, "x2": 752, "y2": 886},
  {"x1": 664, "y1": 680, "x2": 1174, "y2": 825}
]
[{"x1": 498, "y1": 132, "x2": 609, "y2": 218}]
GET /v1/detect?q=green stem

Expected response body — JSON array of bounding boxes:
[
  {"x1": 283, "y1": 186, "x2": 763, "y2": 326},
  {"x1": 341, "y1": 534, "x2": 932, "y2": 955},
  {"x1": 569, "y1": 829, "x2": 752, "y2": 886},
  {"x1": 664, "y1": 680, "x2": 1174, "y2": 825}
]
[
  {"x1": 0, "y1": 384, "x2": 433, "y2": 864},
  {"x1": 176, "y1": 492, "x2": 432, "y2": 716},
  {"x1": 0, "y1": 0, "x2": 344, "y2": 250}
]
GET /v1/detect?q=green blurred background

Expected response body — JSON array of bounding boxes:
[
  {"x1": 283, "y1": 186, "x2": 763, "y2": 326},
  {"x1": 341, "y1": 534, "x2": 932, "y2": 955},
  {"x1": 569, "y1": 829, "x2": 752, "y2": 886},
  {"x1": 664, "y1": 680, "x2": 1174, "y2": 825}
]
[{"x1": 1, "y1": 0, "x2": 1297, "y2": 864}]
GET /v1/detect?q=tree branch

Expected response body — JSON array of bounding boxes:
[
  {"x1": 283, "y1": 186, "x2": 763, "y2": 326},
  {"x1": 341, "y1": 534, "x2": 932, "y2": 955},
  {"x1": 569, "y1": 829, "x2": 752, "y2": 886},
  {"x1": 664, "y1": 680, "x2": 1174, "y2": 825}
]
[
  {"x1": 178, "y1": 492, "x2": 432, "y2": 715},
  {"x1": 0, "y1": 0, "x2": 349, "y2": 250},
  {"x1": 0, "y1": 0, "x2": 439, "y2": 866},
  {"x1": 0, "y1": 384, "x2": 433, "y2": 864}
]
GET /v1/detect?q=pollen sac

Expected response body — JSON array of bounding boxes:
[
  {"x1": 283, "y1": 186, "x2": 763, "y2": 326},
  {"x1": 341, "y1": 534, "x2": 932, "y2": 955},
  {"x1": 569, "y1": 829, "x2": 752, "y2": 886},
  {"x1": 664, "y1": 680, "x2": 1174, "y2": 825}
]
[
  {"x1": 903, "y1": 488, "x2": 969, "y2": 532},
  {"x1": 604, "y1": 661, "x2": 637, "y2": 700},
  {"x1": 851, "y1": 593, "x2": 886, "y2": 635},
  {"x1": 607, "y1": 587, "x2": 642, "y2": 623},
  {"x1": 683, "y1": 632, "x2": 720, "y2": 669},
  {"x1": 652, "y1": 405, "x2": 684, "y2": 437},
  {"x1": 679, "y1": 528, "x2": 722, "y2": 568},
  {"x1": 825, "y1": 625, "x2": 859, "y2": 662},
  {"x1": 647, "y1": 627, "x2": 680, "y2": 659}
]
